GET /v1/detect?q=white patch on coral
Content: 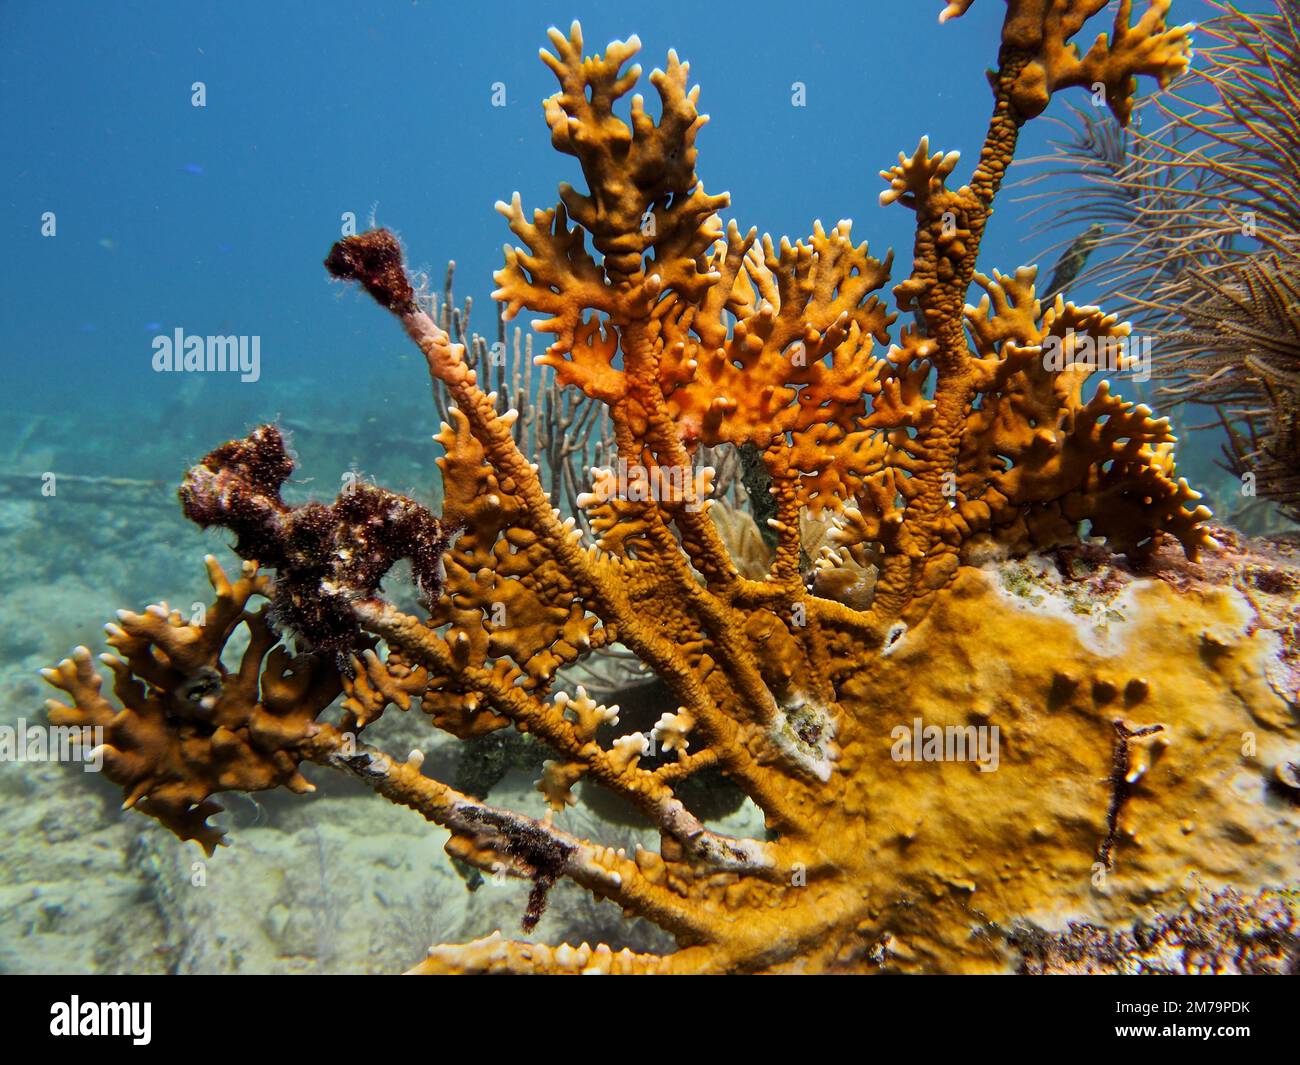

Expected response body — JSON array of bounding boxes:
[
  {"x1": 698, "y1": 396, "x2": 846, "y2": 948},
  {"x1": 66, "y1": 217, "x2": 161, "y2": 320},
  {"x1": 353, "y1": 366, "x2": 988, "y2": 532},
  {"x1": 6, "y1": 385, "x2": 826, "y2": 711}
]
[
  {"x1": 1256, "y1": 628, "x2": 1298, "y2": 704},
  {"x1": 769, "y1": 695, "x2": 837, "y2": 782},
  {"x1": 987, "y1": 555, "x2": 1265, "y2": 663},
  {"x1": 987, "y1": 557, "x2": 1146, "y2": 657}
]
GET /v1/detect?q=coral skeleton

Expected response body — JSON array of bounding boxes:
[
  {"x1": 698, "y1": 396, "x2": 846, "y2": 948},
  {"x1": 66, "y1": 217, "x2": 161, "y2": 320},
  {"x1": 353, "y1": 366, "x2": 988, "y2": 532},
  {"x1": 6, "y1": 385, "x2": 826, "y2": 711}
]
[{"x1": 43, "y1": 1, "x2": 1300, "y2": 973}]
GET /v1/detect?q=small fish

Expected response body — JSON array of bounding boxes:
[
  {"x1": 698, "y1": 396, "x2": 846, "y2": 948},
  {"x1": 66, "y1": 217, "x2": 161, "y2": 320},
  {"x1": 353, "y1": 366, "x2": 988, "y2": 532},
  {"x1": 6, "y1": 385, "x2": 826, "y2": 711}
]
[
  {"x1": 1044, "y1": 223, "x2": 1107, "y2": 302},
  {"x1": 180, "y1": 162, "x2": 204, "y2": 176},
  {"x1": 97, "y1": 237, "x2": 116, "y2": 251},
  {"x1": 143, "y1": 321, "x2": 162, "y2": 332}
]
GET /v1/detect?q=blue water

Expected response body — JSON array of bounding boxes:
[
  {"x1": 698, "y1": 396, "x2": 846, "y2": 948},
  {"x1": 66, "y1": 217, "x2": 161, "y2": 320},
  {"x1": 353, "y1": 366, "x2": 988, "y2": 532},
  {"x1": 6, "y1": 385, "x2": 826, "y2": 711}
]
[{"x1": 2, "y1": 0, "x2": 1253, "y2": 456}]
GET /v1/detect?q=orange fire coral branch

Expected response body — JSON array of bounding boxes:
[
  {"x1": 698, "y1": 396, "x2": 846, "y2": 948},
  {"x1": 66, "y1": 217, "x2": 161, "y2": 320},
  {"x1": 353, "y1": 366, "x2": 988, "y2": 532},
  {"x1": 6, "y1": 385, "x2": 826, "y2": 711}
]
[
  {"x1": 295, "y1": 722, "x2": 724, "y2": 941},
  {"x1": 43, "y1": 557, "x2": 340, "y2": 855},
  {"x1": 326, "y1": 230, "x2": 820, "y2": 849},
  {"x1": 866, "y1": 0, "x2": 1201, "y2": 622},
  {"x1": 349, "y1": 598, "x2": 784, "y2": 876},
  {"x1": 45, "y1": 3, "x2": 1247, "y2": 976}
]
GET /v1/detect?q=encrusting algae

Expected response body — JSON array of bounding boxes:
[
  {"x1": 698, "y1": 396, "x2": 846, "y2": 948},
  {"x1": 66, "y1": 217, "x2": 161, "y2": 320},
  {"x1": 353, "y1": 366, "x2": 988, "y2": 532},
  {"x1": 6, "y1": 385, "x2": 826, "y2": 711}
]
[{"x1": 43, "y1": 1, "x2": 1300, "y2": 973}]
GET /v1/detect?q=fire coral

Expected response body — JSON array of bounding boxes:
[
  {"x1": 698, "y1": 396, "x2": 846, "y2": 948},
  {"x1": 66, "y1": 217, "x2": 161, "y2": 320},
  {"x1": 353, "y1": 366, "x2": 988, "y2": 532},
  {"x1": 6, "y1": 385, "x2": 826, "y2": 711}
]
[{"x1": 45, "y1": 2, "x2": 1300, "y2": 973}]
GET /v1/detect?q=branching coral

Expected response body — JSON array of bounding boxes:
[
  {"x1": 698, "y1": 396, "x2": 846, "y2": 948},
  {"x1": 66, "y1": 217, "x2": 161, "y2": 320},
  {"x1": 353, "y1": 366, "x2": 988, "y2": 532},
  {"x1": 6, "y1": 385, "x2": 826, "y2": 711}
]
[
  {"x1": 44, "y1": 3, "x2": 1298, "y2": 975},
  {"x1": 423, "y1": 263, "x2": 749, "y2": 538},
  {"x1": 1017, "y1": 0, "x2": 1300, "y2": 523},
  {"x1": 42, "y1": 557, "x2": 341, "y2": 853}
]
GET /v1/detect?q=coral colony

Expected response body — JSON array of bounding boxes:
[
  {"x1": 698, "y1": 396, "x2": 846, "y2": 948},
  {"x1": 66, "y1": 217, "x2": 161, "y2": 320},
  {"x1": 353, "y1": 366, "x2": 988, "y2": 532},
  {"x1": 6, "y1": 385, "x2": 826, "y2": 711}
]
[
  {"x1": 1029, "y1": 2, "x2": 1300, "y2": 526},
  {"x1": 44, "y1": 1, "x2": 1300, "y2": 973}
]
